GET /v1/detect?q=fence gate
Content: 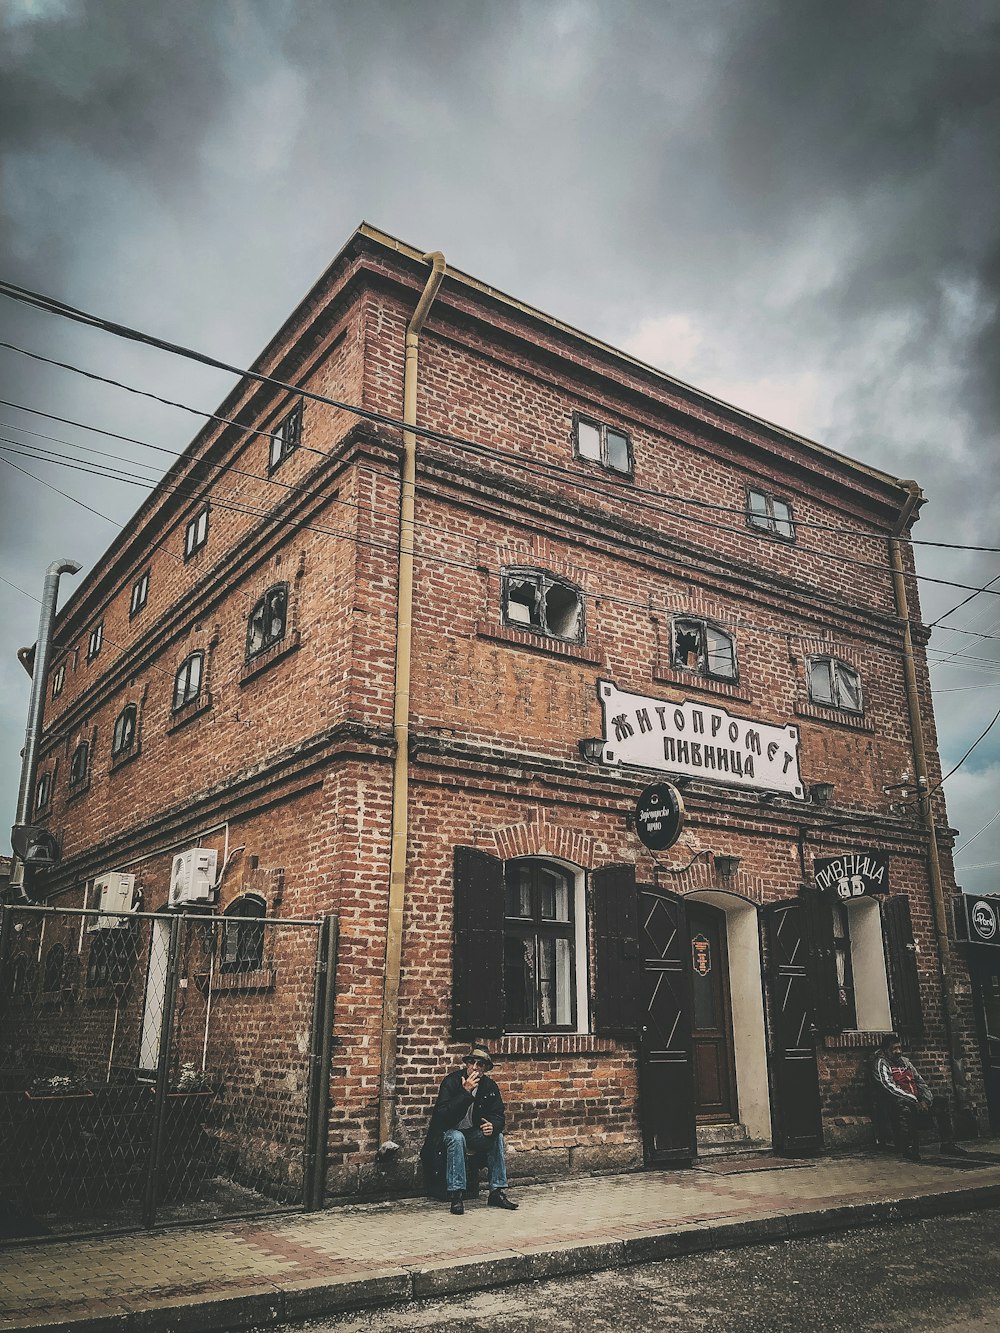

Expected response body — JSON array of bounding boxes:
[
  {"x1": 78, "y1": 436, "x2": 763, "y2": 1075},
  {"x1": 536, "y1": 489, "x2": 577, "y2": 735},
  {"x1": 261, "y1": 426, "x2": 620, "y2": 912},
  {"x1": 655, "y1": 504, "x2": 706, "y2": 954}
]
[{"x1": 0, "y1": 904, "x2": 336, "y2": 1240}]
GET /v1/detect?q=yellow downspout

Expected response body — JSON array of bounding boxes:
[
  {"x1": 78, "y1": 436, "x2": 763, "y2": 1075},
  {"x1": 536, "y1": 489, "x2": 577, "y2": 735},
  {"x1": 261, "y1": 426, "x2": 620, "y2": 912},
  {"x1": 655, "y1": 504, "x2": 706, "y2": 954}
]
[
  {"x1": 890, "y1": 481, "x2": 967, "y2": 1107},
  {"x1": 378, "y1": 251, "x2": 446, "y2": 1154}
]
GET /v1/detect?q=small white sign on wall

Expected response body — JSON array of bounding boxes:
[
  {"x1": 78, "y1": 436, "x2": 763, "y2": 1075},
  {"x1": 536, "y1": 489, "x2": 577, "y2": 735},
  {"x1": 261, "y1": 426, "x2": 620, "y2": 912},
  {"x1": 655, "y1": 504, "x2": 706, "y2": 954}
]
[{"x1": 596, "y1": 680, "x2": 804, "y2": 798}]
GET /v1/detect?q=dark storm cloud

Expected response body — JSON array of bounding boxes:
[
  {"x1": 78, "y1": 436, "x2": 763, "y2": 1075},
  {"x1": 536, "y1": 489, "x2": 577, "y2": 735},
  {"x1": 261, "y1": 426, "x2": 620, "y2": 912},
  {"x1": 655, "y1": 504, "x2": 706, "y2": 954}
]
[{"x1": 0, "y1": 0, "x2": 997, "y2": 886}]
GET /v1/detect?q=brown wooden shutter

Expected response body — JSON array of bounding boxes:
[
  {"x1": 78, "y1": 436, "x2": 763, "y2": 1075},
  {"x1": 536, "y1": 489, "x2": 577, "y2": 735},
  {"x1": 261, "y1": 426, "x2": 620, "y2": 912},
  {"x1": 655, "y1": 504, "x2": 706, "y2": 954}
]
[
  {"x1": 452, "y1": 846, "x2": 504, "y2": 1038},
  {"x1": 882, "y1": 894, "x2": 923, "y2": 1041},
  {"x1": 592, "y1": 863, "x2": 639, "y2": 1034},
  {"x1": 764, "y1": 900, "x2": 824, "y2": 1155},
  {"x1": 799, "y1": 884, "x2": 845, "y2": 1034}
]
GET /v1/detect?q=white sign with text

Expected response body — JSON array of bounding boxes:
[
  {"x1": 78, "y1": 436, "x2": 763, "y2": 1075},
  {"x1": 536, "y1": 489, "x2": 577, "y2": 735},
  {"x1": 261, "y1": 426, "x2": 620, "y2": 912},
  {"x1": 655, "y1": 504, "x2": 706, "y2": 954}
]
[{"x1": 597, "y1": 680, "x2": 804, "y2": 797}]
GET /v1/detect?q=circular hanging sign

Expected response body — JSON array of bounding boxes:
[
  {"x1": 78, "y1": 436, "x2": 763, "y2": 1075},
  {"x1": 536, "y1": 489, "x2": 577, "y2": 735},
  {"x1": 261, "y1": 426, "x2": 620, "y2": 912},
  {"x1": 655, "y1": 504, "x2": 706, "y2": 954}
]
[{"x1": 634, "y1": 782, "x2": 685, "y2": 852}]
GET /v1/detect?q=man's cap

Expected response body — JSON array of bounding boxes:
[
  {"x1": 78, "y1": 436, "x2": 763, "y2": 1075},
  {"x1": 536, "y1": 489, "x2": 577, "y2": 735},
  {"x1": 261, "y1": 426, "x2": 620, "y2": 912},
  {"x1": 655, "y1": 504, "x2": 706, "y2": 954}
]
[
  {"x1": 880, "y1": 1032, "x2": 901, "y2": 1050},
  {"x1": 465, "y1": 1043, "x2": 494, "y2": 1070}
]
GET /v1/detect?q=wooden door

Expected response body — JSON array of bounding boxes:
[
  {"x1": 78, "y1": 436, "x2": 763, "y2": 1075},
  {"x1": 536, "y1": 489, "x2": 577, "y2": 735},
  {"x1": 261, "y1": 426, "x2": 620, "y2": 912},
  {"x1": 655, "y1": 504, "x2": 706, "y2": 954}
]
[
  {"x1": 764, "y1": 900, "x2": 824, "y2": 1156},
  {"x1": 637, "y1": 884, "x2": 696, "y2": 1166},
  {"x1": 688, "y1": 903, "x2": 738, "y2": 1123}
]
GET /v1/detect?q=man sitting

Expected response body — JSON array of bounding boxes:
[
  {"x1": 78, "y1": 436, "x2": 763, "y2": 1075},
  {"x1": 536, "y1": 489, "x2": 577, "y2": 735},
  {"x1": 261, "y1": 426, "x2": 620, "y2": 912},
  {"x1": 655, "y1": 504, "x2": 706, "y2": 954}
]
[
  {"x1": 871, "y1": 1033, "x2": 958, "y2": 1160},
  {"x1": 421, "y1": 1043, "x2": 518, "y2": 1215}
]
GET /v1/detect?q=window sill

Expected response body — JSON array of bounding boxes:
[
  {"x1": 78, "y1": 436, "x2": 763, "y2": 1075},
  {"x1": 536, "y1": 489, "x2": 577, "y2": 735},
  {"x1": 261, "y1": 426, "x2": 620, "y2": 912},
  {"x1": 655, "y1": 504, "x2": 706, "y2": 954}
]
[
  {"x1": 795, "y1": 700, "x2": 875, "y2": 732},
  {"x1": 495, "y1": 1034, "x2": 621, "y2": 1057},
  {"x1": 196, "y1": 967, "x2": 276, "y2": 994},
  {"x1": 477, "y1": 622, "x2": 602, "y2": 665},
  {"x1": 823, "y1": 1031, "x2": 895, "y2": 1049},
  {"x1": 167, "y1": 693, "x2": 213, "y2": 734},
  {"x1": 109, "y1": 741, "x2": 142, "y2": 774},
  {"x1": 240, "y1": 631, "x2": 301, "y2": 686},
  {"x1": 573, "y1": 454, "x2": 634, "y2": 483},
  {"x1": 652, "y1": 662, "x2": 752, "y2": 703}
]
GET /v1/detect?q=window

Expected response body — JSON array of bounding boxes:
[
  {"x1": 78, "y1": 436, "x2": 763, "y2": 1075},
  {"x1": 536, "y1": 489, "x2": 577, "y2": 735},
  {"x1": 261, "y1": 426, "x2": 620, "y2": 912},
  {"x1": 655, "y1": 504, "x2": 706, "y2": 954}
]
[
  {"x1": 173, "y1": 652, "x2": 204, "y2": 710},
  {"x1": 574, "y1": 414, "x2": 632, "y2": 475},
  {"x1": 503, "y1": 861, "x2": 576, "y2": 1031},
  {"x1": 86, "y1": 929, "x2": 136, "y2": 988},
  {"x1": 184, "y1": 507, "x2": 209, "y2": 559},
  {"x1": 42, "y1": 943, "x2": 65, "y2": 993},
  {"x1": 69, "y1": 741, "x2": 90, "y2": 787},
  {"x1": 221, "y1": 895, "x2": 266, "y2": 973},
  {"x1": 808, "y1": 657, "x2": 863, "y2": 713},
  {"x1": 129, "y1": 571, "x2": 150, "y2": 618},
  {"x1": 246, "y1": 583, "x2": 288, "y2": 660},
  {"x1": 87, "y1": 623, "x2": 104, "y2": 660},
  {"x1": 502, "y1": 569, "x2": 584, "y2": 643},
  {"x1": 34, "y1": 771, "x2": 52, "y2": 813},
  {"x1": 672, "y1": 618, "x2": 737, "y2": 681},
  {"x1": 111, "y1": 704, "x2": 137, "y2": 757},
  {"x1": 831, "y1": 902, "x2": 858, "y2": 1028},
  {"x1": 268, "y1": 404, "x2": 302, "y2": 472},
  {"x1": 747, "y1": 488, "x2": 794, "y2": 539},
  {"x1": 51, "y1": 663, "x2": 65, "y2": 699}
]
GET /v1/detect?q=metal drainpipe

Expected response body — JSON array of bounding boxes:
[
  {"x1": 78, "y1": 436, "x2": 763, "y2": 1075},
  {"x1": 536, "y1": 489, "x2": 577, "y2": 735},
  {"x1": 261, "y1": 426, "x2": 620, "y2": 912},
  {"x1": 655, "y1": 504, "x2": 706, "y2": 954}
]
[
  {"x1": 377, "y1": 251, "x2": 446, "y2": 1154},
  {"x1": 10, "y1": 559, "x2": 82, "y2": 900},
  {"x1": 889, "y1": 483, "x2": 967, "y2": 1107}
]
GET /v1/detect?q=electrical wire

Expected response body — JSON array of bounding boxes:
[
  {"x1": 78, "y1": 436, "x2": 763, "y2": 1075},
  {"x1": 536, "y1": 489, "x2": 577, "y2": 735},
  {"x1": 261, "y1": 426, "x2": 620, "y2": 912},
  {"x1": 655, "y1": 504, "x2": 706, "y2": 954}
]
[{"x1": 953, "y1": 809, "x2": 1000, "y2": 859}]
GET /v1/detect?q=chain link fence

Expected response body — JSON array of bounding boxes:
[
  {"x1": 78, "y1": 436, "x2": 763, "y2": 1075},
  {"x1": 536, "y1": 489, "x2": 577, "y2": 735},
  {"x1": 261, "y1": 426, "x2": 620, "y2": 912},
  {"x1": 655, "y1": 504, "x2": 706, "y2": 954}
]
[{"x1": 0, "y1": 904, "x2": 335, "y2": 1240}]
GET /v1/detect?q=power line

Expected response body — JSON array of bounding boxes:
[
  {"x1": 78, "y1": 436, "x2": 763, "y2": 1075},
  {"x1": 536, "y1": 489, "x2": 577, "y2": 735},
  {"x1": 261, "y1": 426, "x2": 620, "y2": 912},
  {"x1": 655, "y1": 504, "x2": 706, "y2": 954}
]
[
  {"x1": 929, "y1": 706, "x2": 1000, "y2": 798},
  {"x1": 953, "y1": 809, "x2": 1000, "y2": 859}
]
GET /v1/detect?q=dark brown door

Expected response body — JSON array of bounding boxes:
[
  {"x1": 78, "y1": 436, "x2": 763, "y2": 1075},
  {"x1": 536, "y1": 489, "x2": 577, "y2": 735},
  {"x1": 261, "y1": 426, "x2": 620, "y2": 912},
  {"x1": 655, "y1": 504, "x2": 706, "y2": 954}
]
[
  {"x1": 688, "y1": 903, "x2": 738, "y2": 1123},
  {"x1": 637, "y1": 884, "x2": 696, "y2": 1166},
  {"x1": 764, "y1": 900, "x2": 824, "y2": 1156}
]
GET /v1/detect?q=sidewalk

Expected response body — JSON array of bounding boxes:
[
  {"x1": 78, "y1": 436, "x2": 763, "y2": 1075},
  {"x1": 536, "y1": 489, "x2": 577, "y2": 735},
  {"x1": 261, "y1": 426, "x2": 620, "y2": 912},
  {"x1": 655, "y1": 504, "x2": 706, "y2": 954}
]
[{"x1": 3, "y1": 1145, "x2": 1000, "y2": 1333}]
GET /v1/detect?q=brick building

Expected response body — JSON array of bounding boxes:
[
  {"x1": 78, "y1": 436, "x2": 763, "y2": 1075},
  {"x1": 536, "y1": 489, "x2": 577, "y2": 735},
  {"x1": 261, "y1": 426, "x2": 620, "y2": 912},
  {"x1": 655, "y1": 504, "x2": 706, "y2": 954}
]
[{"x1": 18, "y1": 223, "x2": 987, "y2": 1197}]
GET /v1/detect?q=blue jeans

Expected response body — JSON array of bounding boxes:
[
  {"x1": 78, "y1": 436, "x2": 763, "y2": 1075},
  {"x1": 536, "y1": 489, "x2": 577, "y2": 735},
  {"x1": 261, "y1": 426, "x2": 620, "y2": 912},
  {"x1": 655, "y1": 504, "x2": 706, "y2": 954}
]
[{"x1": 443, "y1": 1126, "x2": 508, "y2": 1193}]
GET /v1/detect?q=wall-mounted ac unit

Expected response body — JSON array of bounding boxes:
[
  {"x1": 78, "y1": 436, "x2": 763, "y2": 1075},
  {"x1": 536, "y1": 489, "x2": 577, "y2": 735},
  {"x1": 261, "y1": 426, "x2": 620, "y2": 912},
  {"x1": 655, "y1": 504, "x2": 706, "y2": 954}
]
[
  {"x1": 89, "y1": 872, "x2": 136, "y2": 929},
  {"x1": 168, "y1": 847, "x2": 218, "y2": 908}
]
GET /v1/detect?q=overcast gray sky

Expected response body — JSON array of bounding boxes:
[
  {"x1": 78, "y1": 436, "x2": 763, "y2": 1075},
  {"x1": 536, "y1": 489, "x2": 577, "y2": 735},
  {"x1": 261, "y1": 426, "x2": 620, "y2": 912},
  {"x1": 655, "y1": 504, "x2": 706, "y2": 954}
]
[{"x1": 1, "y1": 0, "x2": 997, "y2": 893}]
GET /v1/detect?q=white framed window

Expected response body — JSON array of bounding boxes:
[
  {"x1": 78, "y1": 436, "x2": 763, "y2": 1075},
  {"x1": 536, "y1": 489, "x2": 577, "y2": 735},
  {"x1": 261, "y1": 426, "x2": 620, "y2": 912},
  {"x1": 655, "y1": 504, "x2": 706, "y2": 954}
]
[
  {"x1": 51, "y1": 663, "x2": 66, "y2": 699},
  {"x1": 502, "y1": 859, "x2": 587, "y2": 1033},
  {"x1": 87, "y1": 623, "x2": 104, "y2": 661},
  {"x1": 747, "y1": 487, "x2": 795, "y2": 540},
  {"x1": 573, "y1": 413, "x2": 632, "y2": 475},
  {"x1": 184, "y1": 507, "x2": 209, "y2": 559},
  {"x1": 268, "y1": 404, "x2": 302, "y2": 472},
  {"x1": 502, "y1": 568, "x2": 584, "y2": 643},
  {"x1": 173, "y1": 652, "x2": 204, "y2": 710},
  {"x1": 129, "y1": 571, "x2": 150, "y2": 618},
  {"x1": 672, "y1": 618, "x2": 737, "y2": 681},
  {"x1": 836, "y1": 897, "x2": 892, "y2": 1031},
  {"x1": 808, "y1": 656, "x2": 863, "y2": 713}
]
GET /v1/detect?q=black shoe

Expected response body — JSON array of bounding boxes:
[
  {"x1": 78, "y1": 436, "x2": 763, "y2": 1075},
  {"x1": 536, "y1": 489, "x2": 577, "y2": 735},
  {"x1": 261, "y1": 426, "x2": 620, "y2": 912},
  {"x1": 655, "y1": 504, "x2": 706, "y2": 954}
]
[
  {"x1": 449, "y1": 1191, "x2": 464, "y2": 1215},
  {"x1": 488, "y1": 1190, "x2": 518, "y2": 1210}
]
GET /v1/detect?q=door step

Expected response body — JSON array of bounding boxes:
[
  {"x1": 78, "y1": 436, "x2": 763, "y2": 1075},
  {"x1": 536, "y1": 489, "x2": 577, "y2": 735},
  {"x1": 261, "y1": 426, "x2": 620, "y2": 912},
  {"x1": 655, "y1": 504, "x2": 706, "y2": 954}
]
[{"x1": 696, "y1": 1122, "x2": 771, "y2": 1160}]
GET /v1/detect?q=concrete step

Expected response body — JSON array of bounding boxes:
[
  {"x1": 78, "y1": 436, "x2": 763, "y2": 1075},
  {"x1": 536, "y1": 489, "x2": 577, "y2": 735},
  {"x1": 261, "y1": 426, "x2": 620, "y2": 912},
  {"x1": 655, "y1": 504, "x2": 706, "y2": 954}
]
[
  {"x1": 696, "y1": 1122, "x2": 772, "y2": 1159},
  {"x1": 696, "y1": 1142, "x2": 774, "y2": 1162}
]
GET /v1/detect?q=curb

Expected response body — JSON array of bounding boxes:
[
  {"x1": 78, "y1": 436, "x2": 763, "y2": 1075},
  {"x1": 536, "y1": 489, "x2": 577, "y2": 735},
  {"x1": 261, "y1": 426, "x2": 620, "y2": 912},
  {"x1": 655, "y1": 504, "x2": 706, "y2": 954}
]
[{"x1": 8, "y1": 1182, "x2": 1000, "y2": 1333}]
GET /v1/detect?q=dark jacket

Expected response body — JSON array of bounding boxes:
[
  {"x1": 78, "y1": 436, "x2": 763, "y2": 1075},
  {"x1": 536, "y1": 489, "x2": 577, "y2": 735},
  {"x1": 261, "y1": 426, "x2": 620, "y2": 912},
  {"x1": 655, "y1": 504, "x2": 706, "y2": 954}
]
[{"x1": 420, "y1": 1068, "x2": 506, "y2": 1196}]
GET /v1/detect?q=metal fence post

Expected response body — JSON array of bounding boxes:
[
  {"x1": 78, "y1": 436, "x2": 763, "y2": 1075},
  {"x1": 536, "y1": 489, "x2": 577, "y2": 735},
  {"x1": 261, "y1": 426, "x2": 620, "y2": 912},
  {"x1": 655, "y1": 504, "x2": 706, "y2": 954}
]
[
  {"x1": 142, "y1": 912, "x2": 182, "y2": 1228},
  {"x1": 303, "y1": 913, "x2": 337, "y2": 1211}
]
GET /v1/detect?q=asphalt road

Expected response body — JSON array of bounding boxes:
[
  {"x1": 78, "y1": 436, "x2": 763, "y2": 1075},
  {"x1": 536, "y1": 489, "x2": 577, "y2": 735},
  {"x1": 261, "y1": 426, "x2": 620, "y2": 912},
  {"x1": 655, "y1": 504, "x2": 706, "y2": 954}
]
[{"x1": 275, "y1": 1206, "x2": 1000, "y2": 1332}]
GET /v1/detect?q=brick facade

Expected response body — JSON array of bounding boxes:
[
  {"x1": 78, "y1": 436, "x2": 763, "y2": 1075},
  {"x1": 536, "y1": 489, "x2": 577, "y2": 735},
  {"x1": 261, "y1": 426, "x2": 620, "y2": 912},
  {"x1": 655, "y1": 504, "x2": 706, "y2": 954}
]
[{"x1": 24, "y1": 224, "x2": 986, "y2": 1198}]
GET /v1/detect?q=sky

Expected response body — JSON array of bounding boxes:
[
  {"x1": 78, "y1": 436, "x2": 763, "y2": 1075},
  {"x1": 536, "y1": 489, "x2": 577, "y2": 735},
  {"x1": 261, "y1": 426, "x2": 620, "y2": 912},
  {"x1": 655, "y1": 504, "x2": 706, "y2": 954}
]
[{"x1": 1, "y1": 0, "x2": 997, "y2": 894}]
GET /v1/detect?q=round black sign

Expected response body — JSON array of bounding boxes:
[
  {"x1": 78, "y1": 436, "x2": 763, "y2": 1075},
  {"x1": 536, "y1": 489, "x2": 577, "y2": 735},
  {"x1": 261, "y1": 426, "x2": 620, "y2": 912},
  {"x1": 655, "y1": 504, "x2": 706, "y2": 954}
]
[{"x1": 634, "y1": 782, "x2": 685, "y2": 852}]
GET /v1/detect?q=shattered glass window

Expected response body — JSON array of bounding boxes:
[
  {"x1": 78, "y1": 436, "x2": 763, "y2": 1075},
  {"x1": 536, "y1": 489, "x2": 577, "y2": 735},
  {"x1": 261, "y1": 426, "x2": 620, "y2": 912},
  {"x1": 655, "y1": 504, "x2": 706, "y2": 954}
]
[
  {"x1": 673, "y1": 618, "x2": 736, "y2": 681},
  {"x1": 503, "y1": 570, "x2": 584, "y2": 642}
]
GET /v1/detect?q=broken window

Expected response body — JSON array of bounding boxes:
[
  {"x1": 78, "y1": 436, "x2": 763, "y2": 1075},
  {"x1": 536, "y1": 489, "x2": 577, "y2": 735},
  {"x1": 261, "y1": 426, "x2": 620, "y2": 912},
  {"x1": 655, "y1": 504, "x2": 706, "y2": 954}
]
[
  {"x1": 502, "y1": 569, "x2": 584, "y2": 642},
  {"x1": 268, "y1": 403, "x2": 302, "y2": 472},
  {"x1": 173, "y1": 651, "x2": 204, "y2": 710},
  {"x1": 807, "y1": 657, "x2": 863, "y2": 713},
  {"x1": 747, "y1": 487, "x2": 795, "y2": 540},
  {"x1": 69, "y1": 740, "x2": 89, "y2": 787},
  {"x1": 112, "y1": 703, "x2": 137, "y2": 757},
  {"x1": 573, "y1": 414, "x2": 633, "y2": 475},
  {"x1": 671, "y1": 618, "x2": 737, "y2": 681},
  {"x1": 246, "y1": 583, "x2": 288, "y2": 660}
]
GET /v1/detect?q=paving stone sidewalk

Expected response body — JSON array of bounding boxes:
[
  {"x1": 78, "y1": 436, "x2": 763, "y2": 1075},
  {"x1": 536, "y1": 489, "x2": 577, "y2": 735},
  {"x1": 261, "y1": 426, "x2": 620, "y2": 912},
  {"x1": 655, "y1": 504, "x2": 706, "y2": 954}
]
[{"x1": 3, "y1": 1145, "x2": 1000, "y2": 1333}]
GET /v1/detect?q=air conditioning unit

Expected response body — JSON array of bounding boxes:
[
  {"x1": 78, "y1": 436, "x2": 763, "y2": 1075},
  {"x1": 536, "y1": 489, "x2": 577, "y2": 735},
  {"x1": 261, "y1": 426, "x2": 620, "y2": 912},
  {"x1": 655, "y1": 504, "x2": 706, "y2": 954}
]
[
  {"x1": 89, "y1": 872, "x2": 136, "y2": 929},
  {"x1": 168, "y1": 847, "x2": 218, "y2": 908}
]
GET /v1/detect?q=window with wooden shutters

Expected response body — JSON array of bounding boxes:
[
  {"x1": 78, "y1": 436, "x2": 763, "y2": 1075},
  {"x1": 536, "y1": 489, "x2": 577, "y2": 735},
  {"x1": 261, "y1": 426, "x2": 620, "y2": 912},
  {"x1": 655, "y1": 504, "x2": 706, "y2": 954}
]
[
  {"x1": 452, "y1": 847, "x2": 505, "y2": 1037},
  {"x1": 504, "y1": 860, "x2": 576, "y2": 1031},
  {"x1": 591, "y1": 863, "x2": 639, "y2": 1034},
  {"x1": 882, "y1": 894, "x2": 923, "y2": 1040}
]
